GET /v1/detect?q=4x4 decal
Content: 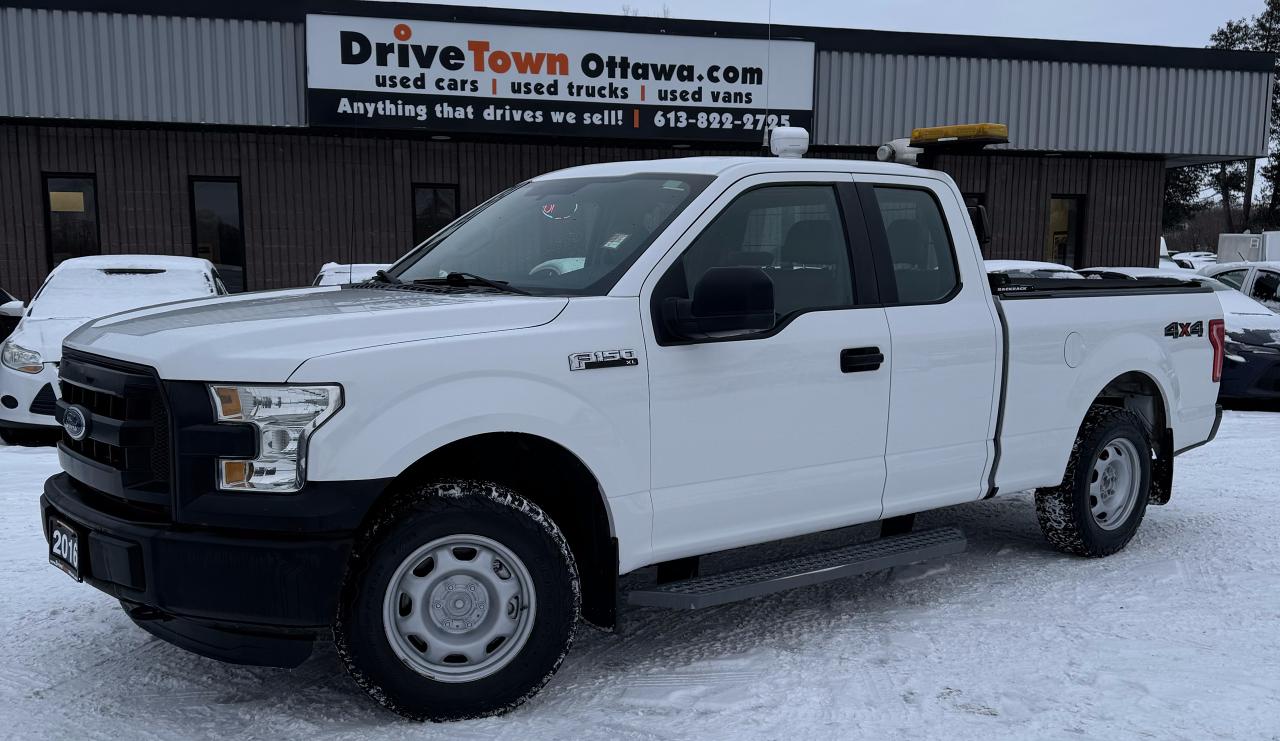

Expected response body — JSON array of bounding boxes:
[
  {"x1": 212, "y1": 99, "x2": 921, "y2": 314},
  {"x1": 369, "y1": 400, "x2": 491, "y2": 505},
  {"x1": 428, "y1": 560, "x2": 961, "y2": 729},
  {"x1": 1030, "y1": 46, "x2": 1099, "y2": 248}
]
[{"x1": 1164, "y1": 320, "x2": 1204, "y2": 339}]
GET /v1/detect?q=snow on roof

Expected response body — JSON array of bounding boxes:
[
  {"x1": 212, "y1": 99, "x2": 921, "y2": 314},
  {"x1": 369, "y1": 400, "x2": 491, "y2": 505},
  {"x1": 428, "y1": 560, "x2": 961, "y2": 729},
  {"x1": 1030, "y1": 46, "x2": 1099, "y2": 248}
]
[
  {"x1": 50, "y1": 254, "x2": 214, "y2": 274},
  {"x1": 30, "y1": 256, "x2": 218, "y2": 319},
  {"x1": 314, "y1": 263, "x2": 391, "y2": 286},
  {"x1": 1083, "y1": 267, "x2": 1192, "y2": 278},
  {"x1": 1203, "y1": 260, "x2": 1280, "y2": 272},
  {"x1": 984, "y1": 260, "x2": 1076, "y2": 273}
]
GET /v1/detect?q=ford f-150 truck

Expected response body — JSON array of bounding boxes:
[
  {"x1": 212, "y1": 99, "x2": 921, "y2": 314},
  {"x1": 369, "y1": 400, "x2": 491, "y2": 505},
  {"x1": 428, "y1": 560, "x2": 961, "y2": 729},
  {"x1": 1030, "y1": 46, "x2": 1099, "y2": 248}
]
[{"x1": 41, "y1": 129, "x2": 1224, "y2": 721}]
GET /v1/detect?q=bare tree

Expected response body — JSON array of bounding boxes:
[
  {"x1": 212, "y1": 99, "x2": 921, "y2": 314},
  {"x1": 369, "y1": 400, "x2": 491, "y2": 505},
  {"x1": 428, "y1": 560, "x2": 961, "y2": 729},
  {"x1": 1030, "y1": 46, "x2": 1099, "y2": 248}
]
[{"x1": 621, "y1": 3, "x2": 671, "y2": 17}]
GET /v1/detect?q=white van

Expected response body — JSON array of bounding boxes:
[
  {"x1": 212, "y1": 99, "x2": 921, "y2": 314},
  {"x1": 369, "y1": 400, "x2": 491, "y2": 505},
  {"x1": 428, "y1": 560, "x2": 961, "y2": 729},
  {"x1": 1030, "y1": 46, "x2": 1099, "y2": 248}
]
[{"x1": 1217, "y1": 232, "x2": 1280, "y2": 263}]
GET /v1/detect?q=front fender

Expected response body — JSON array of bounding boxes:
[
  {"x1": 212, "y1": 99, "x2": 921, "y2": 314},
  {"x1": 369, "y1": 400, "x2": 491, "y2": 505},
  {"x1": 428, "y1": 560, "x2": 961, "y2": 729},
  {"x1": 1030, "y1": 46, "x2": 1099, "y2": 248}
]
[
  {"x1": 307, "y1": 370, "x2": 644, "y2": 495},
  {"x1": 287, "y1": 298, "x2": 652, "y2": 502}
]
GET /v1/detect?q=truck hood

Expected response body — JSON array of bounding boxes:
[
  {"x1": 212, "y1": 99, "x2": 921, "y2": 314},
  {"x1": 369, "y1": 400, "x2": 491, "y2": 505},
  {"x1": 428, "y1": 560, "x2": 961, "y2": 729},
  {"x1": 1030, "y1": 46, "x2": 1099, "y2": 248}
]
[
  {"x1": 64, "y1": 286, "x2": 569, "y2": 381},
  {"x1": 7, "y1": 317, "x2": 91, "y2": 364}
]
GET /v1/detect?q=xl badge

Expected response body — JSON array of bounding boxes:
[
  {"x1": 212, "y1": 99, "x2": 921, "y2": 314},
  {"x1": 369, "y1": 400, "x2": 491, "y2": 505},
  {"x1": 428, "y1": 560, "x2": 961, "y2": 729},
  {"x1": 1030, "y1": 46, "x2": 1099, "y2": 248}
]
[
  {"x1": 569, "y1": 349, "x2": 639, "y2": 371},
  {"x1": 62, "y1": 404, "x2": 90, "y2": 441}
]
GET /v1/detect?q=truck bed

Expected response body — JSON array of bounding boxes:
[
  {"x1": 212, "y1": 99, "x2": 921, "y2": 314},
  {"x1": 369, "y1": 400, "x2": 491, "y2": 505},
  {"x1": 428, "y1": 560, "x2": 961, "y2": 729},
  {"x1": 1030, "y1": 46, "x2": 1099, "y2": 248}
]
[{"x1": 989, "y1": 276, "x2": 1221, "y2": 494}]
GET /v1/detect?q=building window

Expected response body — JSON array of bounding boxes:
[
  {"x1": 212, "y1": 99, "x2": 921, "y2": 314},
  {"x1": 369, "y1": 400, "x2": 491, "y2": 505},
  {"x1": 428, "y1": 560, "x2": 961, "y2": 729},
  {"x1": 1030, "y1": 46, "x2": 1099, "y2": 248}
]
[
  {"x1": 414, "y1": 185, "x2": 459, "y2": 244},
  {"x1": 1046, "y1": 196, "x2": 1084, "y2": 268},
  {"x1": 44, "y1": 175, "x2": 100, "y2": 268},
  {"x1": 191, "y1": 179, "x2": 245, "y2": 292}
]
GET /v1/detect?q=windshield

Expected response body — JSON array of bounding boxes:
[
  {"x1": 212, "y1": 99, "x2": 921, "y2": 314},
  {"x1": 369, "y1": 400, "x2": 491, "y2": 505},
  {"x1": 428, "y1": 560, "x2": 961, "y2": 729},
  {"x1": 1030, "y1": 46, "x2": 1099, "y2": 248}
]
[
  {"x1": 390, "y1": 174, "x2": 714, "y2": 295},
  {"x1": 29, "y1": 268, "x2": 215, "y2": 319}
]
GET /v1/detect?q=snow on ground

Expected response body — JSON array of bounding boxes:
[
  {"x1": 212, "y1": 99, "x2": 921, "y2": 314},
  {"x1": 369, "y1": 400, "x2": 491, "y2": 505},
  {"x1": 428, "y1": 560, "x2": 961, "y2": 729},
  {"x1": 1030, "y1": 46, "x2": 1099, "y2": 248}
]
[{"x1": 2, "y1": 413, "x2": 1279, "y2": 740}]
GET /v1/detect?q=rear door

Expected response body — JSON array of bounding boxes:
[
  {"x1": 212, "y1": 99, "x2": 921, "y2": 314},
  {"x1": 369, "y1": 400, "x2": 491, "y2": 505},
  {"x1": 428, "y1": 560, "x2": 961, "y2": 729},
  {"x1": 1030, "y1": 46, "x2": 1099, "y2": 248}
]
[
  {"x1": 642, "y1": 172, "x2": 892, "y2": 561},
  {"x1": 854, "y1": 176, "x2": 1000, "y2": 516}
]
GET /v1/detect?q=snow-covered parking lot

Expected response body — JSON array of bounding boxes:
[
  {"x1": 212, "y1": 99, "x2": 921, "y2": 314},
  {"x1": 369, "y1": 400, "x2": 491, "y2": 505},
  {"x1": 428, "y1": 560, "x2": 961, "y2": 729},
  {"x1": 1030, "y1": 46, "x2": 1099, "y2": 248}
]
[{"x1": 2, "y1": 411, "x2": 1279, "y2": 740}]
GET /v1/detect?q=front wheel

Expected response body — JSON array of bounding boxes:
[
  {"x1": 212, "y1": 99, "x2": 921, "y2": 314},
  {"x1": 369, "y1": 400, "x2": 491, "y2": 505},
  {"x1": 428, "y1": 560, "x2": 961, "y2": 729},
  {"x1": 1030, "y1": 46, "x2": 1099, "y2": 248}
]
[
  {"x1": 1035, "y1": 406, "x2": 1152, "y2": 557},
  {"x1": 336, "y1": 480, "x2": 580, "y2": 721}
]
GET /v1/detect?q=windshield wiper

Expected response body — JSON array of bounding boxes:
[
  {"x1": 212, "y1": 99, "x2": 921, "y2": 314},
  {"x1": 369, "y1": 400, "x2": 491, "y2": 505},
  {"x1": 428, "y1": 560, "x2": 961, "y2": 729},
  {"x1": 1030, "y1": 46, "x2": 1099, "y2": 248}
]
[
  {"x1": 369, "y1": 269, "x2": 401, "y2": 284},
  {"x1": 412, "y1": 272, "x2": 531, "y2": 296}
]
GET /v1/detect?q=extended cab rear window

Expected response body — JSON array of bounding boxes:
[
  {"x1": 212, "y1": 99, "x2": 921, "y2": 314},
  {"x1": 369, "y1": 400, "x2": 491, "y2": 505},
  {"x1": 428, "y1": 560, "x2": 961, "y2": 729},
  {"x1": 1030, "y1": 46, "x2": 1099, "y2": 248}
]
[{"x1": 871, "y1": 187, "x2": 960, "y2": 305}]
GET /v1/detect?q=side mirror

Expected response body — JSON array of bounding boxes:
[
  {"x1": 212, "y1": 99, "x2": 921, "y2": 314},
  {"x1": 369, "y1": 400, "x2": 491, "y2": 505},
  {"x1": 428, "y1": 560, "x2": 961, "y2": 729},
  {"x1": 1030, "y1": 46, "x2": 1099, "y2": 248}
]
[
  {"x1": 967, "y1": 205, "x2": 992, "y2": 245},
  {"x1": 0, "y1": 300, "x2": 25, "y2": 318},
  {"x1": 663, "y1": 267, "x2": 775, "y2": 340}
]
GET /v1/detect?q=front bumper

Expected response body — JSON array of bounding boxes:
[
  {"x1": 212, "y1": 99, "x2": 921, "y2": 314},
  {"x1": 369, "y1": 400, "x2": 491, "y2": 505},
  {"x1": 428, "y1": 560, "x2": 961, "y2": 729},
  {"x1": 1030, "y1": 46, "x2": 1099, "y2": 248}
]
[
  {"x1": 42, "y1": 472, "x2": 370, "y2": 666},
  {"x1": 0, "y1": 362, "x2": 59, "y2": 429}
]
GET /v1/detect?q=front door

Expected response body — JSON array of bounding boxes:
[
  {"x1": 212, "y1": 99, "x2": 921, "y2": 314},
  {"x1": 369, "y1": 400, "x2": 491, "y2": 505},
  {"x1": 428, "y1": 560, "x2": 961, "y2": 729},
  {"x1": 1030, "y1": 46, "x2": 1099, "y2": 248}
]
[{"x1": 642, "y1": 173, "x2": 892, "y2": 562}]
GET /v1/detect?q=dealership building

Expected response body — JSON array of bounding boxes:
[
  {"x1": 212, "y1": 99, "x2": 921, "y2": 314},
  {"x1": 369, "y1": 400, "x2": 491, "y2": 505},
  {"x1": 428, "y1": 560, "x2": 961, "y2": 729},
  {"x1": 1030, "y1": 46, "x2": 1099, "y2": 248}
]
[{"x1": 0, "y1": 0, "x2": 1273, "y2": 297}]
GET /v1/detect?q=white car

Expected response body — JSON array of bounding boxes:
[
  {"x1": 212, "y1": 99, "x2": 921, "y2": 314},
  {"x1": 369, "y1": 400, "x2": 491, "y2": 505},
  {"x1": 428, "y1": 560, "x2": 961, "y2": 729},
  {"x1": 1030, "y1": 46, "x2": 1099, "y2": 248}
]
[
  {"x1": 1159, "y1": 255, "x2": 1192, "y2": 271},
  {"x1": 1198, "y1": 261, "x2": 1280, "y2": 314},
  {"x1": 312, "y1": 262, "x2": 391, "y2": 286},
  {"x1": 44, "y1": 137, "x2": 1223, "y2": 720},
  {"x1": 1172, "y1": 251, "x2": 1218, "y2": 270},
  {"x1": 1082, "y1": 267, "x2": 1273, "y2": 332},
  {"x1": 0, "y1": 256, "x2": 225, "y2": 445},
  {"x1": 0, "y1": 286, "x2": 22, "y2": 341},
  {"x1": 984, "y1": 259, "x2": 1084, "y2": 279}
]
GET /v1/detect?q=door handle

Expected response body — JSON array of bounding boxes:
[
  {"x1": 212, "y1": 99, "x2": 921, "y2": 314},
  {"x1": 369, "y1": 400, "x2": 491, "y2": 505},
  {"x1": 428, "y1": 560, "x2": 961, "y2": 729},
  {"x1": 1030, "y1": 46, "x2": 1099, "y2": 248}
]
[{"x1": 840, "y1": 346, "x2": 884, "y2": 373}]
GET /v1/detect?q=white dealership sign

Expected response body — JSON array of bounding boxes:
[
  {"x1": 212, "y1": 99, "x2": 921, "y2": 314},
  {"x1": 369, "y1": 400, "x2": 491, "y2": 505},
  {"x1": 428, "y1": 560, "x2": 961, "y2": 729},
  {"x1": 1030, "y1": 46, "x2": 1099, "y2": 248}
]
[{"x1": 305, "y1": 14, "x2": 814, "y2": 141}]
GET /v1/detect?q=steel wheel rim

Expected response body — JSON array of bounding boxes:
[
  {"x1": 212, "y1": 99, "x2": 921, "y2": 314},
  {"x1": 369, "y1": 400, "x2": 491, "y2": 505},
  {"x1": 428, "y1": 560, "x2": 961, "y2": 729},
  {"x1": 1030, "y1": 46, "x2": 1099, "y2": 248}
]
[
  {"x1": 382, "y1": 534, "x2": 537, "y2": 683},
  {"x1": 1088, "y1": 437, "x2": 1141, "y2": 531}
]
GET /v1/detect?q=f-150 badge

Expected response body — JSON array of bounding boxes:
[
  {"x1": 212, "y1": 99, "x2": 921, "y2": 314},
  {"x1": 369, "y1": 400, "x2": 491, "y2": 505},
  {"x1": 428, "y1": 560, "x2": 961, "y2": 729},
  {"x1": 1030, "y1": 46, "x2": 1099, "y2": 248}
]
[{"x1": 569, "y1": 349, "x2": 639, "y2": 371}]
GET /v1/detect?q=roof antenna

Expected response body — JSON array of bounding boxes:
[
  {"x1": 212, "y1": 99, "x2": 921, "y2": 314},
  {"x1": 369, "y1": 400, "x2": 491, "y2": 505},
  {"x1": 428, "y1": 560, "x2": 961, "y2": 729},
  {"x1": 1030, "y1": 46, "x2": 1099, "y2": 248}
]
[
  {"x1": 346, "y1": 189, "x2": 356, "y2": 285},
  {"x1": 761, "y1": 0, "x2": 773, "y2": 151}
]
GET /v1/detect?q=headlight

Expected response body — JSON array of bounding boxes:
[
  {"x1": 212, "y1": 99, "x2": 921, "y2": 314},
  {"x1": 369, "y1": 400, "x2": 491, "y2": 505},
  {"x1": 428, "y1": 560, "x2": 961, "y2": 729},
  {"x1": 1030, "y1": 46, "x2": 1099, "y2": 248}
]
[
  {"x1": 209, "y1": 384, "x2": 342, "y2": 493},
  {"x1": 1, "y1": 341, "x2": 43, "y2": 374}
]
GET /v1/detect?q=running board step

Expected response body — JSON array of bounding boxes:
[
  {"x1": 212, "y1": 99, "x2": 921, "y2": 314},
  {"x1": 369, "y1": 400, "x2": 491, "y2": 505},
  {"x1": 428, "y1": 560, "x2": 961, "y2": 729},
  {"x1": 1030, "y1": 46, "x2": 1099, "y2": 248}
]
[{"x1": 627, "y1": 526, "x2": 966, "y2": 610}]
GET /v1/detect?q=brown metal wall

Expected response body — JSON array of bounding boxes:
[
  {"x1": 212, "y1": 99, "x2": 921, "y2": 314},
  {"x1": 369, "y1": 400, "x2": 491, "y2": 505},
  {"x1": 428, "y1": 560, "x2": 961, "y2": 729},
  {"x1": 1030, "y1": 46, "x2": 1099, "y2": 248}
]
[
  {"x1": 0, "y1": 122, "x2": 1164, "y2": 299},
  {"x1": 935, "y1": 152, "x2": 1165, "y2": 266}
]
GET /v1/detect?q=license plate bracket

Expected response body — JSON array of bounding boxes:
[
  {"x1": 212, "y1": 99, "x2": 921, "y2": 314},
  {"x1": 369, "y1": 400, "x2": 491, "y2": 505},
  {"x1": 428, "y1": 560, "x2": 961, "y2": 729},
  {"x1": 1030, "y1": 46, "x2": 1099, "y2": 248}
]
[{"x1": 49, "y1": 518, "x2": 82, "y2": 582}]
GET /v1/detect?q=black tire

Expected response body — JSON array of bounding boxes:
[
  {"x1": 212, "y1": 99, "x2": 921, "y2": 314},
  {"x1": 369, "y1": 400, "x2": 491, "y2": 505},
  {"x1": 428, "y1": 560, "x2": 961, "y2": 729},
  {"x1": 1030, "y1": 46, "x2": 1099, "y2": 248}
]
[
  {"x1": 0, "y1": 427, "x2": 60, "y2": 446},
  {"x1": 1035, "y1": 406, "x2": 1152, "y2": 557},
  {"x1": 335, "y1": 480, "x2": 580, "y2": 721}
]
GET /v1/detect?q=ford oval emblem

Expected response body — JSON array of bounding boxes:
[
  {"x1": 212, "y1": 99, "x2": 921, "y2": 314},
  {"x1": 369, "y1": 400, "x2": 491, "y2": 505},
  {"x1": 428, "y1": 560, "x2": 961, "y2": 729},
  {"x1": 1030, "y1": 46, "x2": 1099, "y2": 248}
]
[{"x1": 63, "y1": 404, "x2": 89, "y2": 442}]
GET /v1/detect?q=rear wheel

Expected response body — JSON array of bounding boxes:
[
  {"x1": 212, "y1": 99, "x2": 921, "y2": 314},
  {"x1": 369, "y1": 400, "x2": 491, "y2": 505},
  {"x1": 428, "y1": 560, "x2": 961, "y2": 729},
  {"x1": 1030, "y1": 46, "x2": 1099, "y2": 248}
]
[
  {"x1": 1035, "y1": 406, "x2": 1152, "y2": 557},
  {"x1": 336, "y1": 480, "x2": 580, "y2": 721}
]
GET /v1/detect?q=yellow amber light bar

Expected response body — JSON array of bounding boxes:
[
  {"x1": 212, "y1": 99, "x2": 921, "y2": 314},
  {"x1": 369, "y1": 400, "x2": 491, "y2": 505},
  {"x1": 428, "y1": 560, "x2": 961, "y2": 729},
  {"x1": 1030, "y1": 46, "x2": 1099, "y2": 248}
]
[{"x1": 910, "y1": 123, "x2": 1009, "y2": 147}]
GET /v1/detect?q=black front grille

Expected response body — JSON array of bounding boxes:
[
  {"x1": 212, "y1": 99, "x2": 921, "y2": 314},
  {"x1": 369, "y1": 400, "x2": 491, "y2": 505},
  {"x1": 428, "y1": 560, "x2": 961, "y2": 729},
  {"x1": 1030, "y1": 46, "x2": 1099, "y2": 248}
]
[
  {"x1": 29, "y1": 384, "x2": 57, "y2": 416},
  {"x1": 58, "y1": 351, "x2": 172, "y2": 508}
]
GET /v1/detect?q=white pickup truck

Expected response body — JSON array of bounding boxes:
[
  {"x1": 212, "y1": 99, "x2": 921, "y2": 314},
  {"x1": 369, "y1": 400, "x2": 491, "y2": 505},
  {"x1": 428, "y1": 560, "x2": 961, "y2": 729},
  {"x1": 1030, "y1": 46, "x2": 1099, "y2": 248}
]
[{"x1": 41, "y1": 130, "x2": 1223, "y2": 721}]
